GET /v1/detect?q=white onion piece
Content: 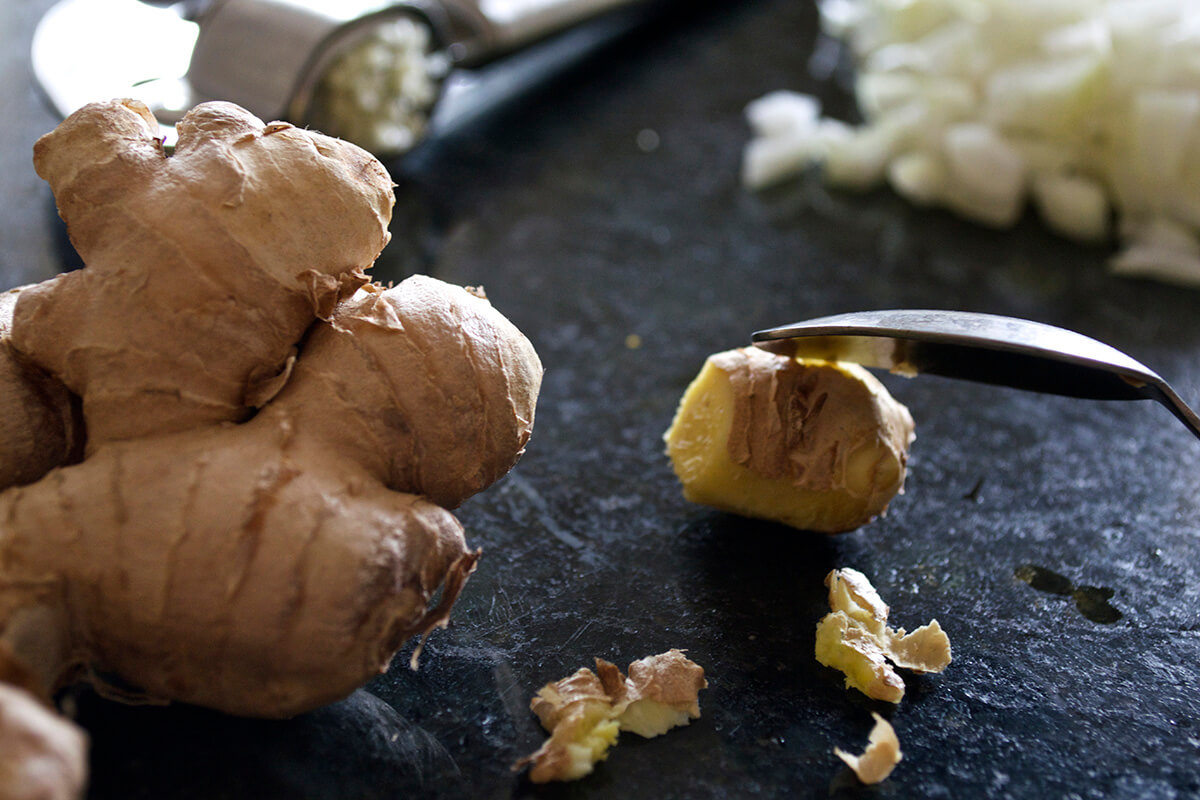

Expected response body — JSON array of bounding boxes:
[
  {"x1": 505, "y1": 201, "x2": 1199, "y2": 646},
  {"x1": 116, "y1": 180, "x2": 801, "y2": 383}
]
[
  {"x1": 746, "y1": 91, "x2": 822, "y2": 138},
  {"x1": 743, "y1": 0, "x2": 1200, "y2": 285},
  {"x1": 941, "y1": 122, "x2": 1027, "y2": 226},
  {"x1": 1111, "y1": 218, "x2": 1200, "y2": 287},
  {"x1": 1032, "y1": 172, "x2": 1110, "y2": 242}
]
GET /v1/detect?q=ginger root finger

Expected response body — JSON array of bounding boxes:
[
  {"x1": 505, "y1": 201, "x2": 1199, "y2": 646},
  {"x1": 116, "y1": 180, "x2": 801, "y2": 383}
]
[
  {"x1": 289, "y1": 276, "x2": 543, "y2": 508},
  {"x1": 0, "y1": 288, "x2": 79, "y2": 490},
  {"x1": 664, "y1": 347, "x2": 915, "y2": 533},
  {"x1": 0, "y1": 425, "x2": 473, "y2": 718},
  {"x1": 0, "y1": 684, "x2": 87, "y2": 800},
  {"x1": 15, "y1": 99, "x2": 394, "y2": 449}
]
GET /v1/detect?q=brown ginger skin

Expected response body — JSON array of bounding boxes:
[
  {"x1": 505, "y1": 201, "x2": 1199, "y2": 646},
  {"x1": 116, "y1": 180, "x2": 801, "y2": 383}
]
[
  {"x1": 0, "y1": 278, "x2": 527, "y2": 717},
  {"x1": 0, "y1": 289, "x2": 79, "y2": 489},
  {"x1": 0, "y1": 100, "x2": 543, "y2": 797},
  {"x1": 13, "y1": 99, "x2": 392, "y2": 451},
  {"x1": 305, "y1": 279, "x2": 542, "y2": 510},
  {"x1": 0, "y1": 684, "x2": 86, "y2": 800}
]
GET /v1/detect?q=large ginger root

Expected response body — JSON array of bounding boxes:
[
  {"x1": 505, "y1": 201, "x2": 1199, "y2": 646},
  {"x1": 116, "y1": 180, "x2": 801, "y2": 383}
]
[
  {"x1": 0, "y1": 100, "x2": 542, "y2": 797},
  {"x1": 664, "y1": 347, "x2": 915, "y2": 533},
  {"x1": 0, "y1": 277, "x2": 535, "y2": 715}
]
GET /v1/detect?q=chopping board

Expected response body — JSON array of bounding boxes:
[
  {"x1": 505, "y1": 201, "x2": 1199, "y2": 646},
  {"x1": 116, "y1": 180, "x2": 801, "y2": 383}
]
[{"x1": 3, "y1": 1, "x2": 1200, "y2": 797}]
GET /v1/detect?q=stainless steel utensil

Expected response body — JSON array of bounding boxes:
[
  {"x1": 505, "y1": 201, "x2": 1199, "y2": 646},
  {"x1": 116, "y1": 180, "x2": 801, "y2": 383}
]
[
  {"x1": 752, "y1": 309, "x2": 1200, "y2": 441},
  {"x1": 32, "y1": 0, "x2": 657, "y2": 154}
]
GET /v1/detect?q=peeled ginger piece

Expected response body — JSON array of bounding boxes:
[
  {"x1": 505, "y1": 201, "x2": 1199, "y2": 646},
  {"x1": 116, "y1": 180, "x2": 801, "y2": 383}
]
[
  {"x1": 516, "y1": 650, "x2": 707, "y2": 783},
  {"x1": 664, "y1": 347, "x2": 915, "y2": 533},
  {"x1": 524, "y1": 669, "x2": 621, "y2": 784},
  {"x1": 816, "y1": 568, "x2": 951, "y2": 702}
]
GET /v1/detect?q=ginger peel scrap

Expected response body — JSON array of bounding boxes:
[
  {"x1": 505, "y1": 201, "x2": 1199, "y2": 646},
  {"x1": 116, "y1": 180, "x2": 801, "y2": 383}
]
[
  {"x1": 517, "y1": 650, "x2": 707, "y2": 783},
  {"x1": 816, "y1": 569, "x2": 951, "y2": 702},
  {"x1": 834, "y1": 712, "x2": 902, "y2": 785},
  {"x1": 524, "y1": 667, "x2": 622, "y2": 783}
]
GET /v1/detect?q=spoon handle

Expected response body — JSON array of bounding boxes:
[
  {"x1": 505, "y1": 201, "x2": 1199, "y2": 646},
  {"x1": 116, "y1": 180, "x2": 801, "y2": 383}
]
[
  {"x1": 752, "y1": 310, "x2": 1200, "y2": 442},
  {"x1": 1143, "y1": 381, "x2": 1200, "y2": 441}
]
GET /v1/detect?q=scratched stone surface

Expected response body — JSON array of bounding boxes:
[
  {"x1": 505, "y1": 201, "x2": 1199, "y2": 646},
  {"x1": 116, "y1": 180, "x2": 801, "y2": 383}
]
[{"x1": 6, "y1": 1, "x2": 1200, "y2": 798}]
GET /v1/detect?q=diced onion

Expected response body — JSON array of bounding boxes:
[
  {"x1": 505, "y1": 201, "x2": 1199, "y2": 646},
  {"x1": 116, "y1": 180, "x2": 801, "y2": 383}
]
[{"x1": 743, "y1": 0, "x2": 1200, "y2": 286}]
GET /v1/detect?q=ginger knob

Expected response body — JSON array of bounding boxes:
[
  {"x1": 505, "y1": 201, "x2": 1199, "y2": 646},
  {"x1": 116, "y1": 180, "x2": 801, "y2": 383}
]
[{"x1": 664, "y1": 347, "x2": 915, "y2": 533}]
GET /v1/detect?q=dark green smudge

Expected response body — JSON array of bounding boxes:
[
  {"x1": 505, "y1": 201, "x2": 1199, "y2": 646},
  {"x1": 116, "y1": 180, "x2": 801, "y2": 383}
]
[{"x1": 1014, "y1": 564, "x2": 1123, "y2": 624}]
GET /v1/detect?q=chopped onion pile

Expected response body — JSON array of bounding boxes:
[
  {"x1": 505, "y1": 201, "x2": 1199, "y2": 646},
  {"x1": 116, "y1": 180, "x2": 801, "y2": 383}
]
[{"x1": 743, "y1": 0, "x2": 1200, "y2": 286}]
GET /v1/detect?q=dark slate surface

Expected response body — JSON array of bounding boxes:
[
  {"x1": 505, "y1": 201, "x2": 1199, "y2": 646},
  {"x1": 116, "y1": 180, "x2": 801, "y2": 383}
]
[{"x1": 6, "y1": 1, "x2": 1200, "y2": 798}]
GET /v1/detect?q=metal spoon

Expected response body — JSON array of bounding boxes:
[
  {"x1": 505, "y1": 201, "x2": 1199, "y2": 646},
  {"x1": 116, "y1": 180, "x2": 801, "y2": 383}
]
[{"x1": 752, "y1": 309, "x2": 1200, "y2": 441}]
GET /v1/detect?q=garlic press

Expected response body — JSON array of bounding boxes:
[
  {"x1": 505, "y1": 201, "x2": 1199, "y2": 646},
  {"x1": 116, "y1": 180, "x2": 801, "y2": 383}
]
[{"x1": 33, "y1": 0, "x2": 658, "y2": 155}]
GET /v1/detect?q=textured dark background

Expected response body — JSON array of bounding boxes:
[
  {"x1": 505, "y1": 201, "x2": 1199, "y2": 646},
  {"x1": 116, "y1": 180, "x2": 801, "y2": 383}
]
[{"x1": 5, "y1": 1, "x2": 1200, "y2": 797}]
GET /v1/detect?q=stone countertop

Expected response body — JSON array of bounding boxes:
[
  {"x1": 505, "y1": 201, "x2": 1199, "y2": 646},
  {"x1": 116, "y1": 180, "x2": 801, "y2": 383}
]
[{"x1": 5, "y1": 1, "x2": 1200, "y2": 797}]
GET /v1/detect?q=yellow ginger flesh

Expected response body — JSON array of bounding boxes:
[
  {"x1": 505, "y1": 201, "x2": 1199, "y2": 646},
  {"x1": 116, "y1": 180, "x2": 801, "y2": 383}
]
[
  {"x1": 664, "y1": 347, "x2": 914, "y2": 533},
  {"x1": 815, "y1": 568, "x2": 952, "y2": 702},
  {"x1": 525, "y1": 668, "x2": 622, "y2": 782},
  {"x1": 518, "y1": 650, "x2": 707, "y2": 783}
]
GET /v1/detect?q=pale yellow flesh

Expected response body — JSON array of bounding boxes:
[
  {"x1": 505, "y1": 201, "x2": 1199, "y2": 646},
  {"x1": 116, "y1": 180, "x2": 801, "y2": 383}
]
[
  {"x1": 519, "y1": 651, "x2": 707, "y2": 783},
  {"x1": 618, "y1": 699, "x2": 693, "y2": 738},
  {"x1": 815, "y1": 611, "x2": 904, "y2": 703},
  {"x1": 815, "y1": 569, "x2": 952, "y2": 703},
  {"x1": 548, "y1": 704, "x2": 621, "y2": 782}
]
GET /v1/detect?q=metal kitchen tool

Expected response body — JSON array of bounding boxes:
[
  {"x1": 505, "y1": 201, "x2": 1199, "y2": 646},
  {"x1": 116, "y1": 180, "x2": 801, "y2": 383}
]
[
  {"x1": 752, "y1": 309, "x2": 1200, "y2": 441},
  {"x1": 32, "y1": 0, "x2": 659, "y2": 154}
]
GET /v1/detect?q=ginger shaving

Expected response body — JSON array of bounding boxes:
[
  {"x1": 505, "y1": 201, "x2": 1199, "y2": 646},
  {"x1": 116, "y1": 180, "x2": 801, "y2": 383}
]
[
  {"x1": 816, "y1": 568, "x2": 951, "y2": 702},
  {"x1": 834, "y1": 712, "x2": 902, "y2": 785},
  {"x1": 516, "y1": 650, "x2": 707, "y2": 783}
]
